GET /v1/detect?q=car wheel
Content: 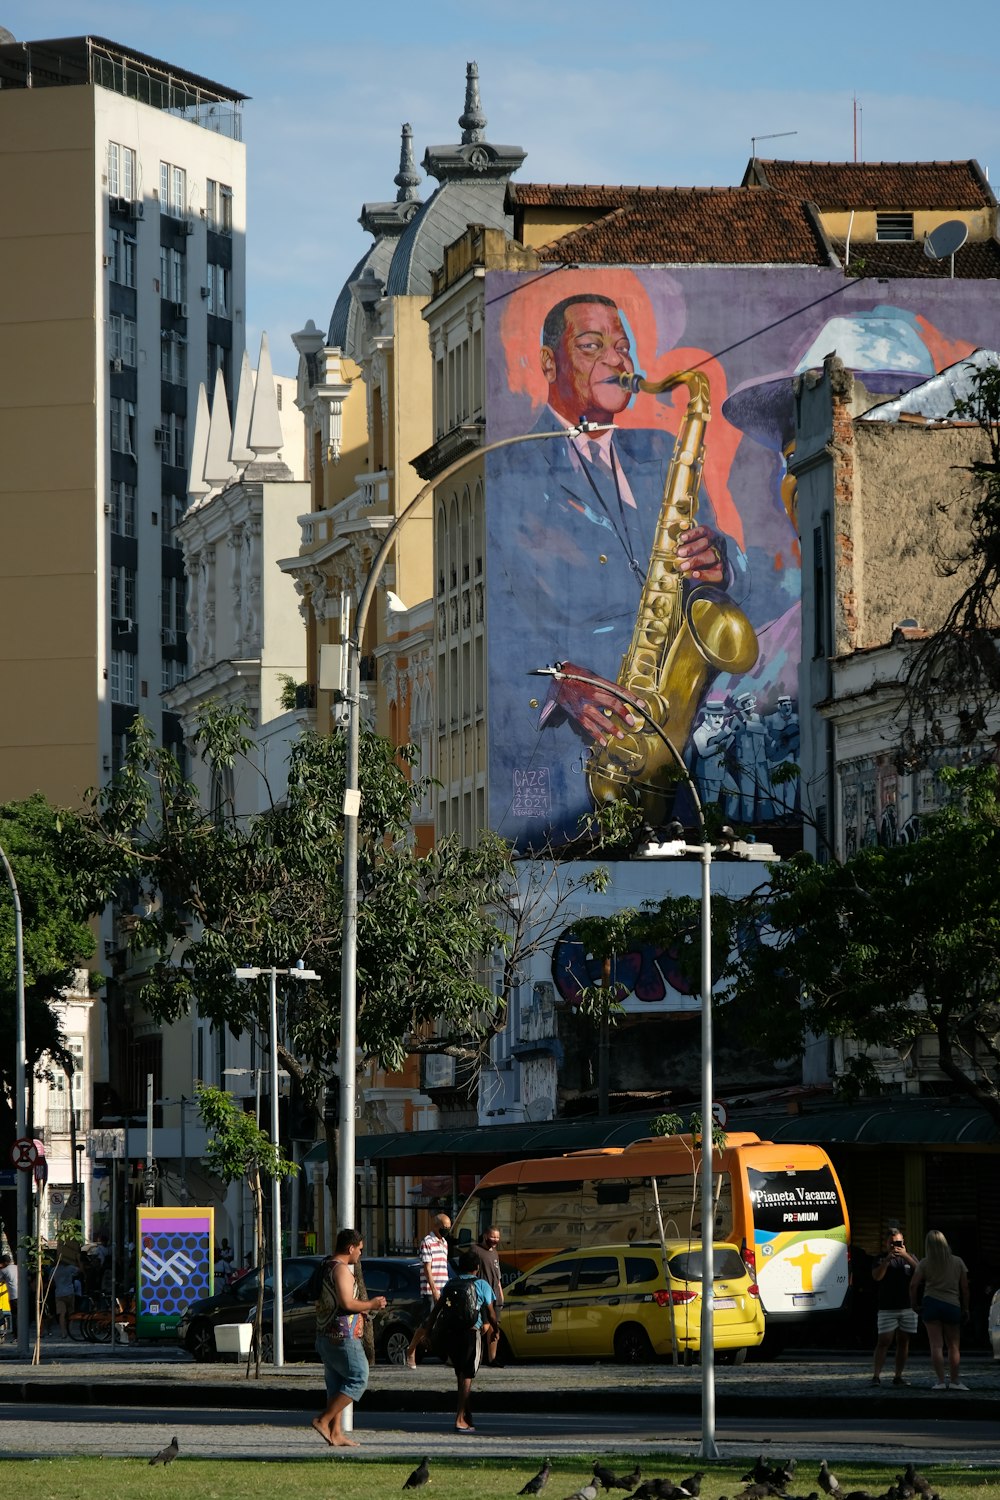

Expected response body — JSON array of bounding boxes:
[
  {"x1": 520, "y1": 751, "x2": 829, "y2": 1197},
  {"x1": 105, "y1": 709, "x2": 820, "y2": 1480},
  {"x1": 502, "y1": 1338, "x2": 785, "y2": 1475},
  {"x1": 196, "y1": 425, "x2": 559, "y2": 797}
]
[
  {"x1": 258, "y1": 1329, "x2": 274, "y2": 1364},
  {"x1": 717, "y1": 1346, "x2": 748, "y2": 1365},
  {"x1": 614, "y1": 1323, "x2": 654, "y2": 1364},
  {"x1": 187, "y1": 1322, "x2": 217, "y2": 1363},
  {"x1": 381, "y1": 1323, "x2": 412, "y2": 1366}
]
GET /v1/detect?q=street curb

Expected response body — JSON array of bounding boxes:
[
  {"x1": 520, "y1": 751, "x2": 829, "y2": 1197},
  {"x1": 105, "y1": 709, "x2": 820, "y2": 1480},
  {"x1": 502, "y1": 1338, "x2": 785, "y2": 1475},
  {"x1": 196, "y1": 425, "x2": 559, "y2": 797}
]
[{"x1": 2, "y1": 1379, "x2": 997, "y2": 1421}]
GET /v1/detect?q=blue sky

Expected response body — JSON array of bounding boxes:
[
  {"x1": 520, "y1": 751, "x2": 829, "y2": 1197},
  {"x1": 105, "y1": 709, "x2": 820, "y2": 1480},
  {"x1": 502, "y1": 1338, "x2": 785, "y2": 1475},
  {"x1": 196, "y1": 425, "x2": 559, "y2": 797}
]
[{"x1": 5, "y1": 1, "x2": 1000, "y2": 372}]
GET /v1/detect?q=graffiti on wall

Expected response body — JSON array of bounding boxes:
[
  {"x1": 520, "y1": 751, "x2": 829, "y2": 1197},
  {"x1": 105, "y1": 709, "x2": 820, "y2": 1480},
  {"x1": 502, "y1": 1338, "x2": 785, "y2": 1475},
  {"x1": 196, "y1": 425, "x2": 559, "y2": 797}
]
[{"x1": 484, "y1": 267, "x2": 993, "y2": 851}]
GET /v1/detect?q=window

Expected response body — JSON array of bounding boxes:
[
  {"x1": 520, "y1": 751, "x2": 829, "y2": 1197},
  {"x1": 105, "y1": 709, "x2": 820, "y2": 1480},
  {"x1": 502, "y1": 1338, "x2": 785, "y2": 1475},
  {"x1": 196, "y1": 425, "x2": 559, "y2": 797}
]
[
  {"x1": 160, "y1": 160, "x2": 187, "y2": 217},
  {"x1": 110, "y1": 228, "x2": 136, "y2": 287},
  {"x1": 876, "y1": 212, "x2": 914, "y2": 241},
  {"x1": 162, "y1": 577, "x2": 186, "y2": 636},
  {"x1": 574, "y1": 1256, "x2": 620, "y2": 1292},
  {"x1": 108, "y1": 141, "x2": 136, "y2": 201},
  {"x1": 110, "y1": 564, "x2": 136, "y2": 624},
  {"x1": 624, "y1": 1256, "x2": 662, "y2": 1286},
  {"x1": 110, "y1": 481, "x2": 136, "y2": 537},
  {"x1": 520, "y1": 1259, "x2": 577, "y2": 1298},
  {"x1": 206, "y1": 179, "x2": 233, "y2": 234},
  {"x1": 161, "y1": 492, "x2": 186, "y2": 541},
  {"x1": 813, "y1": 519, "x2": 830, "y2": 658},
  {"x1": 208, "y1": 341, "x2": 231, "y2": 394},
  {"x1": 109, "y1": 313, "x2": 137, "y2": 367},
  {"x1": 110, "y1": 398, "x2": 136, "y2": 455},
  {"x1": 160, "y1": 332, "x2": 187, "y2": 385},
  {"x1": 110, "y1": 728, "x2": 130, "y2": 775},
  {"x1": 109, "y1": 649, "x2": 136, "y2": 706},
  {"x1": 158, "y1": 412, "x2": 186, "y2": 468},
  {"x1": 205, "y1": 262, "x2": 230, "y2": 317},
  {"x1": 162, "y1": 657, "x2": 187, "y2": 692},
  {"x1": 160, "y1": 246, "x2": 186, "y2": 305}
]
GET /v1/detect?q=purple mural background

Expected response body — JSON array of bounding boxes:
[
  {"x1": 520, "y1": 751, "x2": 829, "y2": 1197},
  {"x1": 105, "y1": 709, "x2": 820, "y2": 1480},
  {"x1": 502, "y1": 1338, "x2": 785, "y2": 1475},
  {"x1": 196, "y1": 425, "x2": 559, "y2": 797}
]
[{"x1": 483, "y1": 266, "x2": 999, "y2": 851}]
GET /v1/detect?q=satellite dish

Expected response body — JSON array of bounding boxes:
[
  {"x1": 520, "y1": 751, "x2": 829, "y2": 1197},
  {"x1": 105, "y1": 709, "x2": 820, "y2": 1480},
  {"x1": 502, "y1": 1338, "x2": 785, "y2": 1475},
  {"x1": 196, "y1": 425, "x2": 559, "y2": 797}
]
[
  {"x1": 923, "y1": 219, "x2": 969, "y2": 260},
  {"x1": 0, "y1": 27, "x2": 16, "y2": 44}
]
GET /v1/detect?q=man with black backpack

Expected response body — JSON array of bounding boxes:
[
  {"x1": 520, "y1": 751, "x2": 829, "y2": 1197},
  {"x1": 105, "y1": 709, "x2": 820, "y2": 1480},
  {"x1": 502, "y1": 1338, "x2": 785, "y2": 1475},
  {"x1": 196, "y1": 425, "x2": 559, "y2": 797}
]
[{"x1": 427, "y1": 1249, "x2": 498, "y2": 1434}]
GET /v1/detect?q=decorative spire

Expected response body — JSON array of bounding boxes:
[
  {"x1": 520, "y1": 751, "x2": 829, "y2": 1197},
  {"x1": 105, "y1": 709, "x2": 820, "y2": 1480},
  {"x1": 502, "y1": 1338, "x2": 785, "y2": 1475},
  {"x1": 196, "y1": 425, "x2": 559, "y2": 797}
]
[
  {"x1": 247, "y1": 332, "x2": 284, "y2": 456},
  {"x1": 394, "y1": 123, "x2": 421, "y2": 203},
  {"x1": 187, "y1": 383, "x2": 211, "y2": 500},
  {"x1": 458, "y1": 60, "x2": 486, "y2": 144},
  {"x1": 203, "y1": 368, "x2": 237, "y2": 487},
  {"x1": 229, "y1": 349, "x2": 255, "y2": 463}
]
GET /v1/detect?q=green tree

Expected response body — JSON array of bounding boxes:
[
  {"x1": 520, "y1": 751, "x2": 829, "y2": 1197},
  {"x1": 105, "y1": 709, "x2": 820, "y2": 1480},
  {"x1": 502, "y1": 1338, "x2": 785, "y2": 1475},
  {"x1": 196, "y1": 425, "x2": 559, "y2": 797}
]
[
  {"x1": 729, "y1": 763, "x2": 1000, "y2": 1123},
  {"x1": 77, "y1": 711, "x2": 517, "y2": 1209},
  {"x1": 0, "y1": 795, "x2": 102, "y2": 1254},
  {"x1": 197, "y1": 1084, "x2": 296, "y2": 1377}
]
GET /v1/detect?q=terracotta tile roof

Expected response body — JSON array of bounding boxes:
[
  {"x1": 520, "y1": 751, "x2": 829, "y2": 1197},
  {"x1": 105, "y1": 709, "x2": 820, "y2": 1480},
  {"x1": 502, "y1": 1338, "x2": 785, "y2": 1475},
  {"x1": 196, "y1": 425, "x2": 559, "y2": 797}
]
[
  {"x1": 745, "y1": 159, "x2": 995, "y2": 210},
  {"x1": 532, "y1": 187, "x2": 836, "y2": 267},
  {"x1": 829, "y1": 236, "x2": 1000, "y2": 279},
  {"x1": 508, "y1": 183, "x2": 658, "y2": 209}
]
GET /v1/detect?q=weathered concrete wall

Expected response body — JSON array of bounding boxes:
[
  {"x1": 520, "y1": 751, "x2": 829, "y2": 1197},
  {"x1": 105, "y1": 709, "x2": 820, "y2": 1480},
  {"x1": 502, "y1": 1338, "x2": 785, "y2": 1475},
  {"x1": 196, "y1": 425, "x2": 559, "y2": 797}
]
[{"x1": 852, "y1": 420, "x2": 982, "y2": 648}]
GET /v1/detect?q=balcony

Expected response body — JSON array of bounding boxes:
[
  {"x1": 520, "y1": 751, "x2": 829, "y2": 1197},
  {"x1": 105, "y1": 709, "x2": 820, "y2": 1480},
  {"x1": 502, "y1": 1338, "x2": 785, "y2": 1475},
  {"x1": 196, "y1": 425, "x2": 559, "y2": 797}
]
[{"x1": 42, "y1": 1106, "x2": 91, "y2": 1138}]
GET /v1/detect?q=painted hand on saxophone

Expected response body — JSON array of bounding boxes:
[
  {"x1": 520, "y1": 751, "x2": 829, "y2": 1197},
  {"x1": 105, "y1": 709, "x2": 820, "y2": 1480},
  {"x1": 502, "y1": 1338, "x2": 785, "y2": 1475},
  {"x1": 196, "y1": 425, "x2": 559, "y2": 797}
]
[
  {"x1": 676, "y1": 523, "x2": 725, "y2": 584},
  {"x1": 537, "y1": 660, "x2": 647, "y2": 748}
]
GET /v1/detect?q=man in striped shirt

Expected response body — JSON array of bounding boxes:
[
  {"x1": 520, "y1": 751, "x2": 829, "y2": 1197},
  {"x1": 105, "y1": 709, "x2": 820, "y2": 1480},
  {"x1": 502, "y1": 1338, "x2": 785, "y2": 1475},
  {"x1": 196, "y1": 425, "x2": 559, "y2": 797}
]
[{"x1": 405, "y1": 1212, "x2": 452, "y2": 1369}]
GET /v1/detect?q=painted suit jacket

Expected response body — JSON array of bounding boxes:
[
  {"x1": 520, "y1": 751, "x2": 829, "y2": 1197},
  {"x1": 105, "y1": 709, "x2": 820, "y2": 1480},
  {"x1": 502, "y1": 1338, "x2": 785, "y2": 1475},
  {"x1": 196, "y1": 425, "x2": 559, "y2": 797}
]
[{"x1": 486, "y1": 408, "x2": 744, "y2": 848}]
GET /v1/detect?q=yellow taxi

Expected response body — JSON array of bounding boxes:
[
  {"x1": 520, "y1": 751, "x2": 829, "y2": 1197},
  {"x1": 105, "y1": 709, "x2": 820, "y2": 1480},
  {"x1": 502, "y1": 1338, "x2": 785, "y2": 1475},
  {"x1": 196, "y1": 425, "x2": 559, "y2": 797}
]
[{"x1": 499, "y1": 1240, "x2": 764, "y2": 1364}]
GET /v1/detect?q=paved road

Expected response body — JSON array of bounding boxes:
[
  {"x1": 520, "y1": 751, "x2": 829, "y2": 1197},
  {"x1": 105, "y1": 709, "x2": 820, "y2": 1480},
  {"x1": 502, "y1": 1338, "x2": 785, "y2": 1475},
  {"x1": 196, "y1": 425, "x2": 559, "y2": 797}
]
[
  {"x1": 2, "y1": 1344, "x2": 997, "y2": 1464},
  {"x1": 2, "y1": 1396, "x2": 998, "y2": 1465}
]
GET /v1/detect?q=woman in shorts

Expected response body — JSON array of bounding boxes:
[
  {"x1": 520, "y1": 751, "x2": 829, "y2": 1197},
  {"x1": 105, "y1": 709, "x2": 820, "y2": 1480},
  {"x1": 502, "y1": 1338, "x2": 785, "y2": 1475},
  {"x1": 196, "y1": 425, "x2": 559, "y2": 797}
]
[{"x1": 910, "y1": 1229, "x2": 970, "y2": 1391}]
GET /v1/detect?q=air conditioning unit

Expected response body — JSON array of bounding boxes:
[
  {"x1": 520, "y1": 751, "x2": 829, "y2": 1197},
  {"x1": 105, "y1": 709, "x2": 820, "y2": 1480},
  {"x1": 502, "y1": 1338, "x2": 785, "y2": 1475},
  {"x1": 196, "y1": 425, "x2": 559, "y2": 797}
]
[
  {"x1": 102, "y1": 255, "x2": 112, "y2": 268},
  {"x1": 200, "y1": 286, "x2": 210, "y2": 299},
  {"x1": 153, "y1": 427, "x2": 169, "y2": 445},
  {"x1": 161, "y1": 627, "x2": 178, "y2": 646},
  {"x1": 133, "y1": 202, "x2": 144, "y2": 220},
  {"x1": 173, "y1": 301, "x2": 189, "y2": 318},
  {"x1": 183, "y1": 220, "x2": 195, "y2": 236},
  {"x1": 111, "y1": 357, "x2": 123, "y2": 373},
  {"x1": 112, "y1": 616, "x2": 134, "y2": 634},
  {"x1": 180, "y1": 302, "x2": 189, "y2": 318}
]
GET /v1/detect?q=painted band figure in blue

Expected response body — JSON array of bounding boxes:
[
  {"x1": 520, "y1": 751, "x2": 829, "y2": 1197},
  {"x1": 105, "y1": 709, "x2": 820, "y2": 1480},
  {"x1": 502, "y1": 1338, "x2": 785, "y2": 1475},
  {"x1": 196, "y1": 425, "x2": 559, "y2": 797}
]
[{"x1": 487, "y1": 294, "x2": 747, "y2": 848}]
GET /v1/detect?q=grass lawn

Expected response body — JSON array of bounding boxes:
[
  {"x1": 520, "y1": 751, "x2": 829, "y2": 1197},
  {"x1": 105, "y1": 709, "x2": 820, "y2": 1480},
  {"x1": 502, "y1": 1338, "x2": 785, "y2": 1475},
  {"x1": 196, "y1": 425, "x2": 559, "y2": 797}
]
[{"x1": 3, "y1": 1456, "x2": 998, "y2": 1500}]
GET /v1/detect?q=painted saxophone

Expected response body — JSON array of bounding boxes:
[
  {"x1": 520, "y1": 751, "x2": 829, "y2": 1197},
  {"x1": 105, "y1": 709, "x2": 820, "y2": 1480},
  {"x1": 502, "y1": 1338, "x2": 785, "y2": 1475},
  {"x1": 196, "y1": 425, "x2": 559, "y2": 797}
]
[{"x1": 586, "y1": 369, "x2": 759, "y2": 821}]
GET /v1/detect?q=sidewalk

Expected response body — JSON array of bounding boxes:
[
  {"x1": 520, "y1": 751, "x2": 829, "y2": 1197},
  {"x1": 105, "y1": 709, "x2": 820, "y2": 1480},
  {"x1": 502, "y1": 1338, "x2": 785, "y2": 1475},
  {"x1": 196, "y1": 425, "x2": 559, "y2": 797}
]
[{"x1": 2, "y1": 1339, "x2": 998, "y2": 1419}]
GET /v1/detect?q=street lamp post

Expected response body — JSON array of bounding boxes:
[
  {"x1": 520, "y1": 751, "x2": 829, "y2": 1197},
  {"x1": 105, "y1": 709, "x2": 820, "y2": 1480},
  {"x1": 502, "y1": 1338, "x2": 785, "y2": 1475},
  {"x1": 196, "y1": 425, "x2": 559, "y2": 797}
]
[
  {"x1": 334, "y1": 424, "x2": 612, "y2": 1241},
  {"x1": 234, "y1": 964, "x2": 318, "y2": 1367},
  {"x1": 333, "y1": 424, "x2": 609, "y2": 1436},
  {"x1": 534, "y1": 663, "x2": 775, "y2": 1460},
  {"x1": 0, "y1": 838, "x2": 30, "y2": 1361}
]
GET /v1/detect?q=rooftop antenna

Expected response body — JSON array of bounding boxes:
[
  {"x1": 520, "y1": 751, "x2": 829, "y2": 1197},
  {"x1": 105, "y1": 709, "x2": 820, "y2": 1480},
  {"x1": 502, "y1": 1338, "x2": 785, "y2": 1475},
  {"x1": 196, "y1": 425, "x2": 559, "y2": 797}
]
[
  {"x1": 853, "y1": 95, "x2": 863, "y2": 162},
  {"x1": 924, "y1": 219, "x2": 969, "y2": 279},
  {"x1": 750, "y1": 130, "x2": 798, "y2": 162}
]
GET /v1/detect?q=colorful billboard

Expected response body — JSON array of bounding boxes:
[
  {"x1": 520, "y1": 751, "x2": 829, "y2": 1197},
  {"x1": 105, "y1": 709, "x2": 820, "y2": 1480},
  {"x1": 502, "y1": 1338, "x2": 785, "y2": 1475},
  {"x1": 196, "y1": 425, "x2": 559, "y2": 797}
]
[
  {"x1": 136, "y1": 1205, "x2": 213, "y2": 1339},
  {"x1": 484, "y1": 267, "x2": 999, "y2": 851}
]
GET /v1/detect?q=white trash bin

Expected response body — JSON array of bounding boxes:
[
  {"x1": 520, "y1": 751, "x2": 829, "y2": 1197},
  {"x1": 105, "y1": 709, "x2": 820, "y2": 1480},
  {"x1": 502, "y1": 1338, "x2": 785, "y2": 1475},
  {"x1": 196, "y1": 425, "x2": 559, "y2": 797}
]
[{"x1": 214, "y1": 1323, "x2": 253, "y2": 1359}]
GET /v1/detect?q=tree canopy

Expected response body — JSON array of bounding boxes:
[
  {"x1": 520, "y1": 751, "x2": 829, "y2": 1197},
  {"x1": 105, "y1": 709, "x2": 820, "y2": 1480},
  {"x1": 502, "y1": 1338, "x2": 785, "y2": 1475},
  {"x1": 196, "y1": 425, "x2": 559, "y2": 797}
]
[
  {"x1": 0, "y1": 793, "x2": 99, "y2": 1071},
  {"x1": 0, "y1": 792, "x2": 102, "y2": 1252},
  {"x1": 567, "y1": 765, "x2": 1000, "y2": 1126},
  {"x1": 729, "y1": 763, "x2": 1000, "y2": 1122},
  {"x1": 78, "y1": 711, "x2": 516, "y2": 1122}
]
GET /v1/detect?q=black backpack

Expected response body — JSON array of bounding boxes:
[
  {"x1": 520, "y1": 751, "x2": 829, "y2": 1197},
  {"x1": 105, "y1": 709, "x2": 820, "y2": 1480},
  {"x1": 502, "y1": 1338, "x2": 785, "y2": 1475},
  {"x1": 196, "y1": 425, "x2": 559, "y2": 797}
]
[{"x1": 431, "y1": 1277, "x2": 479, "y2": 1350}]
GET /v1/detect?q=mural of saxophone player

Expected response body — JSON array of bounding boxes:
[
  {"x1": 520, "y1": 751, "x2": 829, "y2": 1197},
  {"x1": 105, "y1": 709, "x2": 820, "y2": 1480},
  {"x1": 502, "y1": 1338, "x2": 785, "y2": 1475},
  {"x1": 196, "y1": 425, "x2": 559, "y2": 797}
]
[{"x1": 490, "y1": 292, "x2": 753, "y2": 846}]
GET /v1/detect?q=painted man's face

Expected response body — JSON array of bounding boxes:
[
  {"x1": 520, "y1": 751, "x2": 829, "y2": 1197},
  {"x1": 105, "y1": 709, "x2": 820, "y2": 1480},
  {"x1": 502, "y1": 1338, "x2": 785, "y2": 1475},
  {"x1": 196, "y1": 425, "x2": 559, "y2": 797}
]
[{"x1": 542, "y1": 302, "x2": 635, "y2": 424}]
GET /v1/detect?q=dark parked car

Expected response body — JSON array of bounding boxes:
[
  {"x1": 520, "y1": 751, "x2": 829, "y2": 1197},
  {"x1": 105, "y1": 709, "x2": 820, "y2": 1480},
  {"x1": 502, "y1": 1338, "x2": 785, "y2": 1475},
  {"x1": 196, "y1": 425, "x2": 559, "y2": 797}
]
[{"x1": 176, "y1": 1255, "x2": 428, "y2": 1365}]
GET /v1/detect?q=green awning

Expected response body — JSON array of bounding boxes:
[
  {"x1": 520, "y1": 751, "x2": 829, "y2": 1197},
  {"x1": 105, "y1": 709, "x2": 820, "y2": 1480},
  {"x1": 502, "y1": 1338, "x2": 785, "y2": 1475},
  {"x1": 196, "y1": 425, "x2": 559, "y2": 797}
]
[{"x1": 301, "y1": 1097, "x2": 1000, "y2": 1168}]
